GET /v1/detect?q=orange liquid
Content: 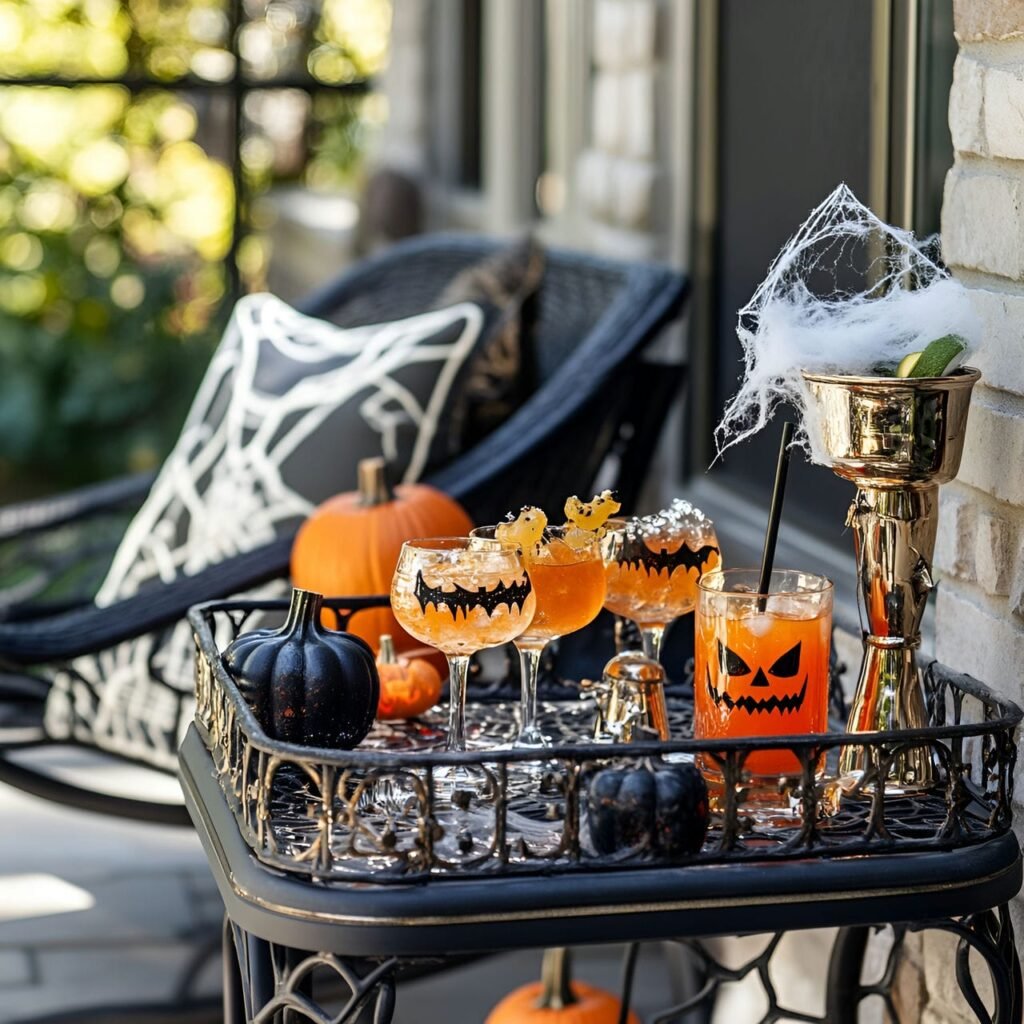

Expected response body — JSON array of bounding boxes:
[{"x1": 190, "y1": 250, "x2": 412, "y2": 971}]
[
  {"x1": 694, "y1": 607, "x2": 830, "y2": 776},
  {"x1": 604, "y1": 545, "x2": 721, "y2": 626},
  {"x1": 518, "y1": 541, "x2": 606, "y2": 643},
  {"x1": 391, "y1": 569, "x2": 536, "y2": 655}
]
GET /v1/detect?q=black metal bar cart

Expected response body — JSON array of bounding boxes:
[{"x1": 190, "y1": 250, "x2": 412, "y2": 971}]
[{"x1": 181, "y1": 597, "x2": 1023, "y2": 1024}]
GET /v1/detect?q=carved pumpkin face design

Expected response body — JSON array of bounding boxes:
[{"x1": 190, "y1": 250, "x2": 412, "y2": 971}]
[
  {"x1": 706, "y1": 638, "x2": 807, "y2": 715},
  {"x1": 694, "y1": 570, "x2": 832, "y2": 777}
]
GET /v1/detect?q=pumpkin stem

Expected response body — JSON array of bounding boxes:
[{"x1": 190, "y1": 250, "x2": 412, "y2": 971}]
[
  {"x1": 379, "y1": 635, "x2": 398, "y2": 664},
  {"x1": 536, "y1": 947, "x2": 577, "y2": 1010},
  {"x1": 286, "y1": 588, "x2": 323, "y2": 635},
  {"x1": 358, "y1": 457, "x2": 394, "y2": 507}
]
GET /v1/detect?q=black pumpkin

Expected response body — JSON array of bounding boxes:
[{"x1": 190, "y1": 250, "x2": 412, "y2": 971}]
[
  {"x1": 223, "y1": 588, "x2": 379, "y2": 749},
  {"x1": 586, "y1": 759, "x2": 708, "y2": 857}
]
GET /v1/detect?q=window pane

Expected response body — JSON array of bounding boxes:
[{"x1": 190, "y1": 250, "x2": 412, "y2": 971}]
[
  {"x1": 0, "y1": 0, "x2": 235, "y2": 83},
  {"x1": 128, "y1": 0, "x2": 234, "y2": 82},
  {"x1": 244, "y1": 88, "x2": 384, "y2": 295},
  {"x1": 309, "y1": 0, "x2": 390, "y2": 84},
  {"x1": 0, "y1": 85, "x2": 229, "y2": 487}
]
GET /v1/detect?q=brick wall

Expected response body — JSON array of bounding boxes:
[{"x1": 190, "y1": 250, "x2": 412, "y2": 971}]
[
  {"x1": 901, "y1": 2, "x2": 1024, "y2": 1019},
  {"x1": 576, "y1": 0, "x2": 663, "y2": 259},
  {"x1": 939, "y1": 0, "x2": 1024, "y2": 805}
]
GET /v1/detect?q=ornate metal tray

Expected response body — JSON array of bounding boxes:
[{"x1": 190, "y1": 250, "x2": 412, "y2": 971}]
[{"x1": 189, "y1": 596, "x2": 1020, "y2": 885}]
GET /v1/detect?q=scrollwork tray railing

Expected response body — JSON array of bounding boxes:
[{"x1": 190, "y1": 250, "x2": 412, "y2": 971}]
[{"x1": 188, "y1": 596, "x2": 1020, "y2": 886}]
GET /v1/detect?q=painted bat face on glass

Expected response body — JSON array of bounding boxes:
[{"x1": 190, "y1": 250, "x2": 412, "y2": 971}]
[
  {"x1": 615, "y1": 532, "x2": 721, "y2": 577},
  {"x1": 413, "y1": 569, "x2": 532, "y2": 620},
  {"x1": 706, "y1": 638, "x2": 807, "y2": 715}
]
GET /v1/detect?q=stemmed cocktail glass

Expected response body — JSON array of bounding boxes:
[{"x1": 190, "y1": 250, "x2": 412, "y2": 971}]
[
  {"x1": 601, "y1": 502, "x2": 721, "y2": 662},
  {"x1": 390, "y1": 537, "x2": 536, "y2": 752},
  {"x1": 472, "y1": 525, "x2": 606, "y2": 746}
]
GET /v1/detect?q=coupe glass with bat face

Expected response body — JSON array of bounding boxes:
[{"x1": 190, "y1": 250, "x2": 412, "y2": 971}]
[
  {"x1": 391, "y1": 537, "x2": 536, "y2": 752},
  {"x1": 471, "y1": 524, "x2": 606, "y2": 746},
  {"x1": 601, "y1": 501, "x2": 721, "y2": 663}
]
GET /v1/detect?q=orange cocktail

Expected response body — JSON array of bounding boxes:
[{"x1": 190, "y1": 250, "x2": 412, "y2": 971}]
[
  {"x1": 472, "y1": 524, "x2": 606, "y2": 745},
  {"x1": 602, "y1": 502, "x2": 721, "y2": 662},
  {"x1": 694, "y1": 568, "x2": 832, "y2": 781},
  {"x1": 518, "y1": 537, "x2": 607, "y2": 642}
]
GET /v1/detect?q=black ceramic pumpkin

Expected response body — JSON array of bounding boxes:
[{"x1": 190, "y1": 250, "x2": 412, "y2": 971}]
[
  {"x1": 586, "y1": 759, "x2": 708, "y2": 857},
  {"x1": 223, "y1": 588, "x2": 379, "y2": 749}
]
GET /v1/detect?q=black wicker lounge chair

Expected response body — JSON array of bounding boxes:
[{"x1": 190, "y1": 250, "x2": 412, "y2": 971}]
[{"x1": 0, "y1": 234, "x2": 688, "y2": 824}]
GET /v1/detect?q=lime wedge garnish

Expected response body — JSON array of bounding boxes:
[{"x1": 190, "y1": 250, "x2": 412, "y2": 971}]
[
  {"x1": 907, "y1": 334, "x2": 967, "y2": 378},
  {"x1": 895, "y1": 352, "x2": 922, "y2": 377}
]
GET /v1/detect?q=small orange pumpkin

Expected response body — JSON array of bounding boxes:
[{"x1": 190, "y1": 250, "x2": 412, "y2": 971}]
[
  {"x1": 291, "y1": 457, "x2": 473, "y2": 651},
  {"x1": 486, "y1": 948, "x2": 639, "y2": 1024},
  {"x1": 375, "y1": 635, "x2": 443, "y2": 719}
]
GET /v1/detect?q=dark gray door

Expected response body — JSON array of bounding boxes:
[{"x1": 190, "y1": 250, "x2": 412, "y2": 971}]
[{"x1": 708, "y1": 0, "x2": 876, "y2": 541}]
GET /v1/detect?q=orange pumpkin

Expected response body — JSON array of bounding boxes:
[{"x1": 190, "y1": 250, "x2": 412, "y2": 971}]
[
  {"x1": 291, "y1": 458, "x2": 473, "y2": 652},
  {"x1": 375, "y1": 635, "x2": 443, "y2": 719},
  {"x1": 486, "y1": 948, "x2": 639, "y2": 1024}
]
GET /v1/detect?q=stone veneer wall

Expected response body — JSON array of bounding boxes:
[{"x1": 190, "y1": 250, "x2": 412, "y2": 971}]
[
  {"x1": 892, "y1": 1, "x2": 1024, "y2": 1020},
  {"x1": 576, "y1": 0, "x2": 664, "y2": 260}
]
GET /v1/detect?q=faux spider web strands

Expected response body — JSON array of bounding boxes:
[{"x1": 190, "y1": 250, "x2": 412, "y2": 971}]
[{"x1": 715, "y1": 184, "x2": 982, "y2": 463}]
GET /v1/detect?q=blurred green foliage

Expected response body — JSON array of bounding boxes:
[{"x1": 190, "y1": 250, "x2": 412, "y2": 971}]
[{"x1": 0, "y1": 0, "x2": 389, "y2": 496}]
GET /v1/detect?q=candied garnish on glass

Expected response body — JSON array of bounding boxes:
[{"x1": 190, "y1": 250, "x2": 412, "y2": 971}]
[
  {"x1": 563, "y1": 489, "x2": 621, "y2": 535},
  {"x1": 495, "y1": 506, "x2": 548, "y2": 553},
  {"x1": 475, "y1": 494, "x2": 611, "y2": 748}
]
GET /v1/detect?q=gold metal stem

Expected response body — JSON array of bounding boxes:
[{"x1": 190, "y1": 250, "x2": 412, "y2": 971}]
[{"x1": 839, "y1": 484, "x2": 936, "y2": 789}]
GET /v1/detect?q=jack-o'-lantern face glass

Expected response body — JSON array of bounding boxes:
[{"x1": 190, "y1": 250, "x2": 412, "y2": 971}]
[
  {"x1": 693, "y1": 568, "x2": 832, "y2": 779},
  {"x1": 391, "y1": 537, "x2": 535, "y2": 753}
]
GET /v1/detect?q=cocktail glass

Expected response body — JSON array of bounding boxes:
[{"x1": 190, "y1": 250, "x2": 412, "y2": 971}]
[
  {"x1": 694, "y1": 568, "x2": 832, "y2": 819},
  {"x1": 472, "y1": 525, "x2": 606, "y2": 746},
  {"x1": 601, "y1": 508, "x2": 721, "y2": 662},
  {"x1": 391, "y1": 538, "x2": 536, "y2": 753}
]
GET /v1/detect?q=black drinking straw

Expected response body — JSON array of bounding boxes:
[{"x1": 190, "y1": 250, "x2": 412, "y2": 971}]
[{"x1": 757, "y1": 421, "x2": 795, "y2": 612}]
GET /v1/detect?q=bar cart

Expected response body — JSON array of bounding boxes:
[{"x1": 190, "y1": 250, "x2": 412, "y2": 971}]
[{"x1": 181, "y1": 596, "x2": 1022, "y2": 1024}]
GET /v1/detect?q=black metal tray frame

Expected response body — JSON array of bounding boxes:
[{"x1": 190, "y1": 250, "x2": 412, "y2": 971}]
[{"x1": 189, "y1": 596, "x2": 1020, "y2": 885}]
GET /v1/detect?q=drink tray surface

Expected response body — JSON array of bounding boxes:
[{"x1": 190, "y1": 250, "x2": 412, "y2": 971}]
[{"x1": 189, "y1": 597, "x2": 1020, "y2": 885}]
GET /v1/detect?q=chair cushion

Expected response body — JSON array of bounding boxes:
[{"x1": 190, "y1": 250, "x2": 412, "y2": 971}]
[
  {"x1": 43, "y1": 293, "x2": 489, "y2": 770},
  {"x1": 430, "y1": 236, "x2": 545, "y2": 460}
]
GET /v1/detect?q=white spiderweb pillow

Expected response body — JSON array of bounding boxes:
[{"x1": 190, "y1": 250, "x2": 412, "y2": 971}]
[{"x1": 43, "y1": 294, "x2": 486, "y2": 770}]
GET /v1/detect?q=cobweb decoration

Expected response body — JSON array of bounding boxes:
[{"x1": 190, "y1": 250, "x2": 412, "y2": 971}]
[{"x1": 715, "y1": 183, "x2": 981, "y2": 463}]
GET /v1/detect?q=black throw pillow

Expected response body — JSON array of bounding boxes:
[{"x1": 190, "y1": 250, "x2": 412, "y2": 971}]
[{"x1": 429, "y1": 236, "x2": 546, "y2": 461}]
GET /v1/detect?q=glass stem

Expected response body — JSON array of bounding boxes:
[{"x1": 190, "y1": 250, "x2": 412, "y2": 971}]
[
  {"x1": 446, "y1": 654, "x2": 470, "y2": 752},
  {"x1": 641, "y1": 625, "x2": 666, "y2": 664},
  {"x1": 515, "y1": 642, "x2": 547, "y2": 746}
]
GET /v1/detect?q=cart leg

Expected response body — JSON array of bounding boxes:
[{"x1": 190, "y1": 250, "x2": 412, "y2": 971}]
[
  {"x1": 223, "y1": 918, "x2": 247, "y2": 1024},
  {"x1": 826, "y1": 909, "x2": 1021, "y2": 1024},
  {"x1": 225, "y1": 920, "x2": 277, "y2": 1023},
  {"x1": 222, "y1": 926, "x2": 399, "y2": 1024},
  {"x1": 910, "y1": 905, "x2": 1022, "y2": 1024}
]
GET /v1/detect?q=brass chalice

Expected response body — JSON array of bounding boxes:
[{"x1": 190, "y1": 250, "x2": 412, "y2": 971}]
[{"x1": 801, "y1": 367, "x2": 980, "y2": 792}]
